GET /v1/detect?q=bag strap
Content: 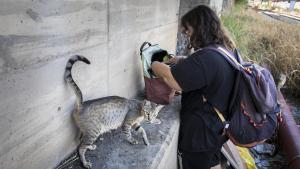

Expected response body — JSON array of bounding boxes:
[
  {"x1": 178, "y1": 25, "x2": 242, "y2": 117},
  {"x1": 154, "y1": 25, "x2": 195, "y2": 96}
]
[
  {"x1": 200, "y1": 47, "x2": 237, "y2": 120},
  {"x1": 140, "y1": 42, "x2": 152, "y2": 56},
  {"x1": 213, "y1": 105, "x2": 230, "y2": 135},
  {"x1": 202, "y1": 96, "x2": 226, "y2": 122},
  {"x1": 203, "y1": 46, "x2": 244, "y2": 122},
  {"x1": 204, "y1": 46, "x2": 245, "y2": 71},
  {"x1": 203, "y1": 95, "x2": 230, "y2": 136},
  {"x1": 214, "y1": 107, "x2": 226, "y2": 122},
  {"x1": 216, "y1": 47, "x2": 244, "y2": 68}
]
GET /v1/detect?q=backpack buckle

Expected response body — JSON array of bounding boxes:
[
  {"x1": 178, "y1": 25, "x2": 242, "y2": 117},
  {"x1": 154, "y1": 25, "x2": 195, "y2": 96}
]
[
  {"x1": 277, "y1": 111, "x2": 283, "y2": 123},
  {"x1": 221, "y1": 123, "x2": 230, "y2": 136}
]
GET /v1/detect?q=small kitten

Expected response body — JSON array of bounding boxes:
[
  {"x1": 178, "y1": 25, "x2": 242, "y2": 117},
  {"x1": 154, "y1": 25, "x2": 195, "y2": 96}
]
[
  {"x1": 64, "y1": 55, "x2": 164, "y2": 168},
  {"x1": 277, "y1": 73, "x2": 287, "y2": 91}
]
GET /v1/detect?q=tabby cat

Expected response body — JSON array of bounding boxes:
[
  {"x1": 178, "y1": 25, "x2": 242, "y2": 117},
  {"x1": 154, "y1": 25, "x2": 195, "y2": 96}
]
[{"x1": 64, "y1": 55, "x2": 164, "y2": 168}]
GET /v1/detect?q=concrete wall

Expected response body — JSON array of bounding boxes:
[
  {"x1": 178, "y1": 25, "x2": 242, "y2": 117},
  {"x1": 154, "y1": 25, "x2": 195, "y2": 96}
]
[{"x1": 0, "y1": 1, "x2": 179, "y2": 169}]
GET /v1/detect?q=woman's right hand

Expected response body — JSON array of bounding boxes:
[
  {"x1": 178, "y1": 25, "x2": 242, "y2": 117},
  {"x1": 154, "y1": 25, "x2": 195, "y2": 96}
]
[{"x1": 164, "y1": 56, "x2": 186, "y2": 64}]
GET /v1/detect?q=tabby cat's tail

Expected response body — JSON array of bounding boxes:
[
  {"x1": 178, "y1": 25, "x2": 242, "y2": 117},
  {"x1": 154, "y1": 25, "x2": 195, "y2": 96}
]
[{"x1": 64, "y1": 55, "x2": 91, "y2": 111}]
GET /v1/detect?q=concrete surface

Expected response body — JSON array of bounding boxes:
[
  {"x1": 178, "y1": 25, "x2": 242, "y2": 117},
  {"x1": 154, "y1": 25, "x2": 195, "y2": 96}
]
[
  {"x1": 261, "y1": 11, "x2": 300, "y2": 25},
  {"x1": 55, "y1": 97, "x2": 181, "y2": 169},
  {"x1": 0, "y1": 1, "x2": 179, "y2": 169}
]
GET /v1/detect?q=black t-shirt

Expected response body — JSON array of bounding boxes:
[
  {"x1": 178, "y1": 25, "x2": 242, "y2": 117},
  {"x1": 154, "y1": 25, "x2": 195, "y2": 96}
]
[{"x1": 171, "y1": 48, "x2": 235, "y2": 152}]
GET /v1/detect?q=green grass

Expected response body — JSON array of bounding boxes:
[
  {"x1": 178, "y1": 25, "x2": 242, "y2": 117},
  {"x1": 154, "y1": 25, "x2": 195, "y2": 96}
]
[
  {"x1": 234, "y1": 0, "x2": 248, "y2": 12},
  {"x1": 221, "y1": 4, "x2": 300, "y2": 96}
]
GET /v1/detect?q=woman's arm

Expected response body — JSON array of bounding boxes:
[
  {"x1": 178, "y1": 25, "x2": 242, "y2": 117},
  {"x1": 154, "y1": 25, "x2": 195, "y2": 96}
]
[
  {"x1": 164, "y1": 55, "x2": 186, "y2": 64},
  {"x1": 151, "y1": 61, "x2": 182, "y2": 91}
]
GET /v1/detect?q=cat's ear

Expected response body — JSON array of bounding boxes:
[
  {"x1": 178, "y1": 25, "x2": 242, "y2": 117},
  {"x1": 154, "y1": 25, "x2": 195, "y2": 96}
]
[
  {"x1": 143, "y1": 100, "x2": 151, "y2": 107},
  {"x1": 155, "y1": 104, "x2": 164, "y2": 112}
]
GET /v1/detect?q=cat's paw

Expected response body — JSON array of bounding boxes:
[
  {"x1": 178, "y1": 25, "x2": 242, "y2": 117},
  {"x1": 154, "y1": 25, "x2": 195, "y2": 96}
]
[
  {"x1": 87, "y1": 145, "x2": 97, "y2": 151},
  {"x1": 132, "y1": 140, "x2": 139, "y2": 145},
  {"x1": 143, "y1": 139, "x2": 150, "y2": 146},
  {"x1": 151, "y1": 118, "x2": 161, "y2": 124},
  {"x1": 128, "y1": 139, "x2": 139, "y2": 145},
  {"x1": 83, "y1": 161, "x2": 92, "y2": 169}
]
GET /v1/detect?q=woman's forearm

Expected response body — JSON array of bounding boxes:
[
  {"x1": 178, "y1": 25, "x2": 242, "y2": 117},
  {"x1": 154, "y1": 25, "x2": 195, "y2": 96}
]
[{"x1": 151, "y1": 61, "x2": 182, "y2": 91}]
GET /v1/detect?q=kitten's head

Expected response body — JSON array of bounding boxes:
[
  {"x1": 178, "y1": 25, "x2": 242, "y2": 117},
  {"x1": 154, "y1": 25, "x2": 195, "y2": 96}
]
[{"x1": 141, "y1": 100, "x2": 164, "y2": 122}]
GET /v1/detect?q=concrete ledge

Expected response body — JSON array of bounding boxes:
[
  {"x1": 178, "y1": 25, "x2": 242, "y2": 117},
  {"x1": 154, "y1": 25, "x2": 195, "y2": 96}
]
[
  {"x1": 56, "y1": 97, "x2": 181, "y2": 169},
  {"x1": 262, "y1": 11, "x2": 300, "y2": 25}
]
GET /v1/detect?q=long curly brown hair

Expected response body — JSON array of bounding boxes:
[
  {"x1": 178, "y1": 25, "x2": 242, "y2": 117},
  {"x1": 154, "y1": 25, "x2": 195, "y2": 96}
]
[{"x1": 181, "y1": 5, "x2": 235, "y2": 51}]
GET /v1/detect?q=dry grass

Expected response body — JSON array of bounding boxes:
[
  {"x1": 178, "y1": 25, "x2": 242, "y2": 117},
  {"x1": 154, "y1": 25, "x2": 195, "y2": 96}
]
[{"x1": 222, "y1": 8, "x2": 300, "y2": 96}]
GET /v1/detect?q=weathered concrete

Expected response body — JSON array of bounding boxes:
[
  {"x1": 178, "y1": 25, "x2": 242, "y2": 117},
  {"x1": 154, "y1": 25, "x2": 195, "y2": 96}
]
[
  {"x1": 261, "y1": 11, "x2": 300, "y2": 25},
  {"x1": 55, "y1": 97, "x2": 181, "y2": 169},
  {"x1": 0, "y1": 0, "x2": 108, "y2": 73},
  {"x1": 0, "y1": 0, "x2": 179, "y2": 169}
]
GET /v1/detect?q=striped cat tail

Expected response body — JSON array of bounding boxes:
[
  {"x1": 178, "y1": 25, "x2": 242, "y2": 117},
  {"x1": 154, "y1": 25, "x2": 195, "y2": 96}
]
[{"x1": 64, "y1": 55, "x2": 91, "y2": 111}]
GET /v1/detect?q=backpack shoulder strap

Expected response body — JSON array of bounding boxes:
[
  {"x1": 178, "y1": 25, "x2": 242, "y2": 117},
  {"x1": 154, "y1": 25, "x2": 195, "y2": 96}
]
[
  {"x1": 202, "y1": 46, "x2": 244, "y2": 121},
  {"x1": 204, "y1": 46, "x2": 244, "y2": 71}
]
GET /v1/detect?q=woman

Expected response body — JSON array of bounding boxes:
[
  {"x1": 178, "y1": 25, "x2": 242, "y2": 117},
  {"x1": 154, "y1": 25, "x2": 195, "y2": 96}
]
[{"x1": 151, "y1": 5, "x2": 236, "y2": 169}]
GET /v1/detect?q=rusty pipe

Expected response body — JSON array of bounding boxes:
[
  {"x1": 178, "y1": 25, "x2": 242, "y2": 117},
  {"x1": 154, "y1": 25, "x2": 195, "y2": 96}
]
[{"x1": 278, "y1": 91, "x2": 300, "y2": 169}]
